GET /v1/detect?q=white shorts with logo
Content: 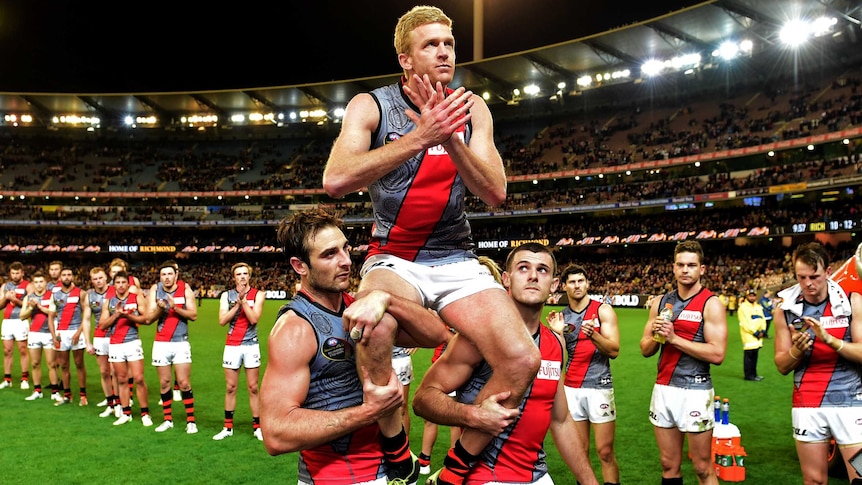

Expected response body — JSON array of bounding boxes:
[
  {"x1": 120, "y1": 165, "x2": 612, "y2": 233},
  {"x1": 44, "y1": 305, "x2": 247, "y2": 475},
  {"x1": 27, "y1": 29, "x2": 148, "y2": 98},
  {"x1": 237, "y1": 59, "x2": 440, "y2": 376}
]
[
  {"x1": 649, "y1": 384, "x2": 715, "y2": 433},
  {"x1": 93, "y1": 336, "x2": 110, "y2": 356},
  {"x1": 1, "y1": 318, "x2": 27, "y2": 341},
  {"x1": 151, "y1": 340, "x2": 192, "y2": 366},
  {"x1": 27, "y1": 331, "x2": 54, "y2": 349},
  {"x1": 564, "y1": 386, "x2": 616, "y2": 424},
  {"x1": 222, "y1": 343, "x2": 261, "y2": 369},
  {"x1": 361, "y1": 254, "x2": 503, "y2": 311},
  {"x1": 393, "y1": 354, "x2": 413, "y2": 386},
  {"x1": 109, "y1": 340, "x2": 145, "y2": 363},
  {"x1": 57, "y1": 329, "x2": 86, "y2": 351},
  {"x1": 792, "y1": 407, "x2": 862, "y2": 445}
]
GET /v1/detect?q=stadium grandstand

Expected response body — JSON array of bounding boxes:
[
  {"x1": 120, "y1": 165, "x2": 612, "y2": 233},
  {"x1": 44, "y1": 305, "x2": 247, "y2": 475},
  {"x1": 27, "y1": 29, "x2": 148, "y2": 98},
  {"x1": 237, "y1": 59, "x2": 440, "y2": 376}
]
[{"x1": 1, "y1": 0, "x2": 861, "y2": 301}]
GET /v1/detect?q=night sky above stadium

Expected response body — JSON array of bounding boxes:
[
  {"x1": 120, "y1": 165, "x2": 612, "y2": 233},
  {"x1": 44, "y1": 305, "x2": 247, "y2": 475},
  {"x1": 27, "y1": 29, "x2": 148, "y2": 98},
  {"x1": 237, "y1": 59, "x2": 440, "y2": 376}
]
[{"x1": 0, "y1": 0, "x2": 697, "y2": 93}]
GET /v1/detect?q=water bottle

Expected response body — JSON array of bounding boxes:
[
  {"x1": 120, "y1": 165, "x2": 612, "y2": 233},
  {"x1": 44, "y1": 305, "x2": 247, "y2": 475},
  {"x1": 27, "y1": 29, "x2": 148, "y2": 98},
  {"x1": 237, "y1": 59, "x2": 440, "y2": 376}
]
[
  {"x1": 714, "y1": 395, "x2": 721, "y2": 422},
  {"x1": 654, "y1": 303, "x2": 673, "y2": 344},
  {"x1": 721, "y1": 398, "x2": 730, "y2": 425}
]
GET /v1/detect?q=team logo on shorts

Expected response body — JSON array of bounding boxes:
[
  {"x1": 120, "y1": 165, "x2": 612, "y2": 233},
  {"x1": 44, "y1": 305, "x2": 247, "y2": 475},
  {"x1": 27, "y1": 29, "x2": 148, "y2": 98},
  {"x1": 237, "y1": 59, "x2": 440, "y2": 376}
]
[
  {"x1": 689, "y1": 410, "x2": 702, "y2": 418},
  {"x1": 322, "y1": 338, "x2": 353, "y2": 362}
]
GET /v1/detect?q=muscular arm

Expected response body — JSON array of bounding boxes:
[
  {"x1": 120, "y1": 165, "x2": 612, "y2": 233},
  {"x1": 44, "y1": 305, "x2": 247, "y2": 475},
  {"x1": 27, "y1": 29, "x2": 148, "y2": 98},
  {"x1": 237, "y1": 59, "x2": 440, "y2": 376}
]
[
  {"x1": 323, "y1": 93, "x2": 427, "y2": 198},
  {"x1": 590, "y1": 303, "x2": 620, "y2": 359},
  {"x1": 261, "y1": 311, "x2": 402, "y2": 455},
  {"x1": 217, "y1": 292, "x2": 237, "y2": 326},
  {"x1": 665, "y1": 296, "x2": 727, "y2": 365},
  {"x1": 774, "y1": 303, "x2": 808, "y2": 374},
  {"x1": 412, "y1": 334, "x2": 517, "y2": 435},
  {"x1": 437, "y1": 91, "x2": 506, "y2": 206},
  {"x1": 640, "y1": 298, "x2": 662, "y2": 357},
  {"x1": 169, "y1": 284, "x2": 198, "y2": 322},
  {"x1": 77, "y1": 292, "x2": 92, "y2": 347},
  {"x1": 240, "y1": 289, "x2": 265, "y2": 325}
]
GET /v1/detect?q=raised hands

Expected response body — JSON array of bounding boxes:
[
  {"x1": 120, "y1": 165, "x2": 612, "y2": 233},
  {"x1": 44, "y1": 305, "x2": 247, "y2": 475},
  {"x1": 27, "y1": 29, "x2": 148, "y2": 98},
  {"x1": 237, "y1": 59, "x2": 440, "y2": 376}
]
[{"x1": 402, "y1": 73, "x2": 474, "y2": 148}]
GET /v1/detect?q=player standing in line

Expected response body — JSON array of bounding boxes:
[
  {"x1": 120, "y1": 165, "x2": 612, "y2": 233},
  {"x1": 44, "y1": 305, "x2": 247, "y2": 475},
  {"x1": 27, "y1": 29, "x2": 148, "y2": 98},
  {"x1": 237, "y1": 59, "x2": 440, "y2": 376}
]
[
  {"x1": 108, "y1": 258, "x2": 142, "y2": 404},
  {"x1": 46, "y1": 261, "x2": 63, "y2": 298},
  {"x1": 412, "y1": 243, "x2": 599, "y2": 485},
  {"x1": 548, "y1": 264, "x2": 621, "y2": 485},
  {"x1": 639, "y1": 241, "x2": 727, "y2": 485},
  {"x1": 1, "y1": 261, "x2": 33, "y2": 390},
  {"x1": 324, "y1": 6, "x2": 540, "y2": 483},
  {"x1": 20, "y1": 272, "x2": 56, "y2": 401},
  {"x1": 148, "y1": 260, "x2": 199, "y2": 434},
  {"x1": 88, "y1": 267, "x2": 119, "y2": 417},
  {"x1": 99, "y1": 271, "x2": 152, "y2": 427},
  {"x1": 214, "y1": 262, "x2": 266, "y2": 441},
  {"x1": 774, "y1": 242, "x2": 862, "y2": 483},
  {"x1": 52, "y1": 267, "x2": 93, "y2": 406}
]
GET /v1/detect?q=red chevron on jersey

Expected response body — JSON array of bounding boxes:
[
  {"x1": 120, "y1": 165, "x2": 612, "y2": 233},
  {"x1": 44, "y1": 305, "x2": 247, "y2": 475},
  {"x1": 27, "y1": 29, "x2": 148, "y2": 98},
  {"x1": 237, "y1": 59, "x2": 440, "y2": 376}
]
[
  {"x1": 4, "y1": 280, "x2": 29, "y2": 319},
  {"x1": 28, "y1": 293, "x2": 53, "y2": 332},
  {"x1": 56, "y1": 287, "x2": 81, "y2": 331},
  {"x1": 155, "y1": 280, "x2": 187, "y2": 342},
  {"x1": 226, "y1": 288, "x2": 258, "y2": 346}
]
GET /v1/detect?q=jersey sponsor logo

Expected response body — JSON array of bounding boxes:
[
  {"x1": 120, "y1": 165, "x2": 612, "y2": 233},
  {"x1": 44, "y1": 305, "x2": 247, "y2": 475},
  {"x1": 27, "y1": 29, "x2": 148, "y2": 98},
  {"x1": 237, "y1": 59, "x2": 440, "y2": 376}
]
[
  {"x1": 536, "y1": 359, "x2": 561, "y2": 380},
  {"x1": 819, "y1": 316, "x2": 849, "y2": 328},
  {"x1": 426, "y1": 132, "x2": 465, "y2": 155},
  {"x1": 679, "y1": 309, "x2": 703, "y2": 322},
  {"x1": 321, "y1": 337, "x2": 354, "y2": 362},
  {"x1": 67, "y1": 296, "x2": 79, "y2": 303}
]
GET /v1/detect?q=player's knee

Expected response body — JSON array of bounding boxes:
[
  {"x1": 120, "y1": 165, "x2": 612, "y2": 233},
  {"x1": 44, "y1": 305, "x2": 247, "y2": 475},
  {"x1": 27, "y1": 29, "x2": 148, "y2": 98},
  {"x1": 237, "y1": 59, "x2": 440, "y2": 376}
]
[{"x1": 597, "y1": 444, "x2": 615, "y2": 463}]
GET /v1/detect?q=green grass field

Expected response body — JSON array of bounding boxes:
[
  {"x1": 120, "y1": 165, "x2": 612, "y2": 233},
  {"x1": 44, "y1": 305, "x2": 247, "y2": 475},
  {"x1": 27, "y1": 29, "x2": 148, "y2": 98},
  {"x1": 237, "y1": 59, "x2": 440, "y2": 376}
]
[{"x1": 0, "y1": 301, "x2": 840, "y2": 483}]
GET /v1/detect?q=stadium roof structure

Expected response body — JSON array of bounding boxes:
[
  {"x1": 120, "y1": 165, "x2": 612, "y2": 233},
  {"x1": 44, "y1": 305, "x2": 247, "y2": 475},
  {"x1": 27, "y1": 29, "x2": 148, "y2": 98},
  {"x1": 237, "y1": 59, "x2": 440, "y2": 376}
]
[{"x1": 2, "y1": 0, "x2": 862, "y2": 130}]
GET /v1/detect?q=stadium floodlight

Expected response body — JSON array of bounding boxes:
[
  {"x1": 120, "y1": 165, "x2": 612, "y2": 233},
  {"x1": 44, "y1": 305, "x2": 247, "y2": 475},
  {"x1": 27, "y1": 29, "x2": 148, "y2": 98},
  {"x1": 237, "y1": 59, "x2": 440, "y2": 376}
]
[
  {"x1": 716, "y1": 41, "x2": 739, "y2": 60},
  {"x1": 333, "y1": 107, "x2": 345, "y2": 118},
  {"x1": 641, "y1": 59, "x2": 663, "y2": 77},
  {"x1": 523, "y1": 84, "x2": 540, "y2": 96},
  {"x1": 811, "y1": 16, "x2": 837, "y2": 37},
  {"x1": 577, "y1": 75, "x2": 592, "y2": 87},
  {"x1": 779, "y1": 19, "x2": 810, "y2": 47},
  {"x1": 124, "y1": 116, "x2": 134, "y2": 126}
]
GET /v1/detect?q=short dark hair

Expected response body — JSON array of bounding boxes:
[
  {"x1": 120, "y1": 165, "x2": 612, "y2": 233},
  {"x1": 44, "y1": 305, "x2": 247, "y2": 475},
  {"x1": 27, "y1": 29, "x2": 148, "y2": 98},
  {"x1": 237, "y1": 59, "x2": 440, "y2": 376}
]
[
  {"x1": 505, "y1": 242, "x2": 556, "y2": 274},
  {"x1": 674, "y1": 240, "x2": 704, "y2": 264},
  {"x1": 159, "y1": 260, "x2": 179, "y2": 273},
  {"x1": 559, "y1": 264, "x2": 587, "y2": 284},
  {"x1": 792, "y1": 242, "x2": 830, "y2": 271},
  {"x1": 277, "y1": 208, "x2": 343, "y2": 266}
]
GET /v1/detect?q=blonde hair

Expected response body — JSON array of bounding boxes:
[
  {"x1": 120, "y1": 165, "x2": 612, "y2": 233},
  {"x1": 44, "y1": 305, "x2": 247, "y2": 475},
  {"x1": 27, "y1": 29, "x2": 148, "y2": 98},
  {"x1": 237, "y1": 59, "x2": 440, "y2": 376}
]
[
  {"x1": 478, "y1": 256, "x2": 503, "y2": 285},
  {"x1": 394, "y1": 5, "x2": 452, "y2": 55},
  {"x1": 231, "y1": 262, "x2": 252, "y2": 277}
]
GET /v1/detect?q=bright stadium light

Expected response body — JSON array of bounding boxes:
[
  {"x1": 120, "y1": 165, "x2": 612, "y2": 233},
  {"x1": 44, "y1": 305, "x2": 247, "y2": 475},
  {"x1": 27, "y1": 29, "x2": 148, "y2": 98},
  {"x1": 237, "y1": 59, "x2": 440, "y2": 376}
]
[
  {"x1": 716, "y1": 41, "x2": 739, "y2": 60},
  {"x1": 780, "y1": 19, "x2": 810, "y2": 47},
  {"x1": 641, "y1": 59, "x2": 663, "y2": 77}
]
